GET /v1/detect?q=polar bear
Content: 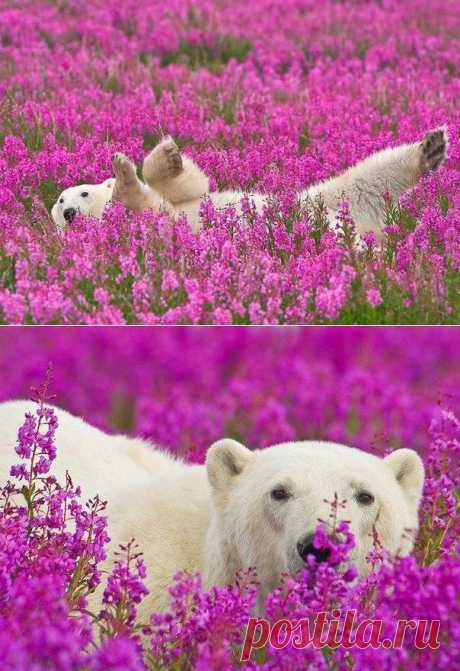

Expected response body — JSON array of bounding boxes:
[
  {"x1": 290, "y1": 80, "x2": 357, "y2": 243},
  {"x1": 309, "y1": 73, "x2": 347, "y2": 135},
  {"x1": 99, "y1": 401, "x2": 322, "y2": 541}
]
[
  {"x1": 51, "y1": 128, "x2": 447, "y2": 237},
  {"x1": 0, "y1": 401, "x2": 425, "y2": 619}
]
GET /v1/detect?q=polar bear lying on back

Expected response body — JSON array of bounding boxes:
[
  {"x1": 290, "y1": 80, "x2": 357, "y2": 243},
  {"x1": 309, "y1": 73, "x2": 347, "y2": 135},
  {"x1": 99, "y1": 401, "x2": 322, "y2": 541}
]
[
  {"x1": 0, "y1": 401, "x2": 425, "y2": 619},
  {"x1": 51, "y1": 128, "x2": 447, "y2": 237}
]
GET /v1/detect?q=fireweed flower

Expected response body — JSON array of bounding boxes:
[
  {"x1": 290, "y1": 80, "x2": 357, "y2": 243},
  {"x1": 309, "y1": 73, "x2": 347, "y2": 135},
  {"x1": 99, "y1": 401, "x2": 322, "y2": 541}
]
[
  {"x1": 149, "y1": 569, "x2": 258, "y2": 669},
  {"x1": 0, "y1": 383, "x2": 143, "y2": 667},
  {"x1": 89, "y1": 636, "x2": 146, "y2": 671},
  {"x1": 366, "y1": 288, "x2": 383, "y2": 308},
  {"x1": 101, "y1": 540, "x2": 149, "y2": 632}
]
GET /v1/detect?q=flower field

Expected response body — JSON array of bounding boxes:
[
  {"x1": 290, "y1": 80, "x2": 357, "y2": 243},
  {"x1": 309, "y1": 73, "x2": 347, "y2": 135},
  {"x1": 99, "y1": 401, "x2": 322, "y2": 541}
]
[
  {"x1": 0, "y1": 326, "x2": 459, "y2": 669},
  {"x1": 0, "y1": 0, "x2": 459, "y2": 324}
]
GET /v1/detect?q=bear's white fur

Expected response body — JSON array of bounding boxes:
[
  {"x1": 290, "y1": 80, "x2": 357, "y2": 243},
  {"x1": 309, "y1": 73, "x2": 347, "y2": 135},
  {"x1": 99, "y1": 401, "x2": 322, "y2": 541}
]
[
  {"x1": 51, "y1": 128, "x2": 447, "y2": 238},
  {"x1": 51, "y1": 178, "x2": 116, "y2": 228},
  {"x1": 0, "y1": 401, "x2": 425, "y2": 619}
]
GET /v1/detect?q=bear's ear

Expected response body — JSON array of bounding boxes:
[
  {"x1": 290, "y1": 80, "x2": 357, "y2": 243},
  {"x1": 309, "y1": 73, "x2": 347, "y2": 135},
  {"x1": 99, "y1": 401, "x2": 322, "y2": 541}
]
[
  {"x1": 384, "y1": 449, "x2": 424, "y2": 508},
  {"x1": 206, "y1": 439, "x2": 254, "y2": 491}
]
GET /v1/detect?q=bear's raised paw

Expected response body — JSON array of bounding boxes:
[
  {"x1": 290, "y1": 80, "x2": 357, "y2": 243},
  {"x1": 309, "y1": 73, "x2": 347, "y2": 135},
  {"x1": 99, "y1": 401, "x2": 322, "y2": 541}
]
[
  {"x1": 160, "y1": 137, "x2": 183, "y2": 177},
  {"x1": 112, "y1": 152, "x2": 138, "y2": 185},
  {"x1": 419, "y1": 127, "x2": 448, "y2": 174},
  {"x1": 143, "y1": 136, "x2": 183, "y2": 185}
]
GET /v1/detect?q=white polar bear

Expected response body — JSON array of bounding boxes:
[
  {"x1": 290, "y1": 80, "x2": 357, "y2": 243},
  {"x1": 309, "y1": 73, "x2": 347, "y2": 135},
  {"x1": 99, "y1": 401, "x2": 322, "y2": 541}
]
[
  {"x1": 51, "y1": 128, "x2": 447, "y2": 238},
  {"x1": 0, "y1": 401, "x2": 425, "y2": 619}
]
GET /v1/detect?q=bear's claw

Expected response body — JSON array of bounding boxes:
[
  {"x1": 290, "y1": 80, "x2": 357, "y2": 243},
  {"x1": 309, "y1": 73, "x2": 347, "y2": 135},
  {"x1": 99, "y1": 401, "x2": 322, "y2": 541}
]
[
  {"x1": 161, "y1": 138, "x2": 183, "y2": 177},
  {"x1": 420, "y1": 128, "x2": 448, "y2": 173}
]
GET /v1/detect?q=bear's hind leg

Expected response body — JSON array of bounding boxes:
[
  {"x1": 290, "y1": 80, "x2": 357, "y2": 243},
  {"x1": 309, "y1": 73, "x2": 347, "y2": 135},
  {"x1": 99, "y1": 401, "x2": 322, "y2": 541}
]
[
  {"x1": 143, "y1": 137, "x2": 210, "y2": 205},
  {"x1": 302, "y1": 127, "x2": 448, "y2": 236}
]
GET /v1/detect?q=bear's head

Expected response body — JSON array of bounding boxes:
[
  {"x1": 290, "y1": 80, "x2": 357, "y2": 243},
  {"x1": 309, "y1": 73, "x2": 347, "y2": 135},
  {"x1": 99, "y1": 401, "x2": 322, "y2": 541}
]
[
  {"x1": 204, "y1": 439, "x2": 424, "y2": 602},
  {"x1": 51, "y1": 178, "x2": 115, "y2": 228}
]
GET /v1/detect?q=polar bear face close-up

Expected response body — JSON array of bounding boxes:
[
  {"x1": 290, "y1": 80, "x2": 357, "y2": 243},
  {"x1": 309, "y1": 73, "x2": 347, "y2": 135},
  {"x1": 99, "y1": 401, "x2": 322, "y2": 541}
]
[
  {"x1": 205, "y1": 439, "x2": 425, "y2": 600},
  {"x1": 51, "y1": 178, "x2": 115, "y2": 228},
  {"x1": 0, "y1": 401, "x2": 427, "y2": 619}
]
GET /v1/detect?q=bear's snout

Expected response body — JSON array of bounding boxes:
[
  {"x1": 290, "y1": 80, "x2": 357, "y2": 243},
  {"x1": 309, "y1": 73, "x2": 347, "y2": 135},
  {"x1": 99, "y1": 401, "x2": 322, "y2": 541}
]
[
  {"x1": 297, "y1": 533, "x2": 331, "y2": 564},
  {"x1": 63, "y1": 207, "x2": 77, "y2": 223}
]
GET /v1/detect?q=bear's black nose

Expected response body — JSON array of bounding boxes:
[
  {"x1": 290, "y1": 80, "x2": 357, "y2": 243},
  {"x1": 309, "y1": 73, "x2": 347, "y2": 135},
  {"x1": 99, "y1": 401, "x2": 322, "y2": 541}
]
[
  {"x1": 297, "y1": 533, "x2": 331, "y2": 563},
  {"x1": 63, "y1": 207, "x2": 76, "y2": 222}
]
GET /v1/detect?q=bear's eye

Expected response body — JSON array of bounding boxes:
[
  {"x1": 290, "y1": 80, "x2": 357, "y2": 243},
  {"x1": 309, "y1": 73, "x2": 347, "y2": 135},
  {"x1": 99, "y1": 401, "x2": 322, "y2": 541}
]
[
  {"x1": 271, "y1": 486, "x2": 290, "y2": 501},
  {"x1": 356, "y1": 491, "x2": 374, "y2": 505},
  {"x1": 59, "y1": 198, "x2": 64, "y2": 204},
  {"x1": 81, "y1": 191, "x2": 89, "y2": 198}
]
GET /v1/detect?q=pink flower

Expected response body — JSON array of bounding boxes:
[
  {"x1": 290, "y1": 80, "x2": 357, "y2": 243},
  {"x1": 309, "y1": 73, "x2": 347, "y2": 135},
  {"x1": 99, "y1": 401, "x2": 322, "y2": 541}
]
[{"x1": 366, "y1": 288, "x2": 383, "y2": 308}]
